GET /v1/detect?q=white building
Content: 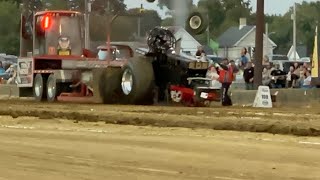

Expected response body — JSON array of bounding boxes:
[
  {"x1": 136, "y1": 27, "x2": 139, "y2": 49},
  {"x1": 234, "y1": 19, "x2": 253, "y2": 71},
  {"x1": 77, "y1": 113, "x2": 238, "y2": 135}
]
[
  {"x1": 287, "y1": 45, "x2": 308, "y2": 61},
  {"x1": 166, "y1": 26, "x2": 201, "y2": 55},
  {"x1": 217, "y1": 18, "x2": 277, "y2": 60}
]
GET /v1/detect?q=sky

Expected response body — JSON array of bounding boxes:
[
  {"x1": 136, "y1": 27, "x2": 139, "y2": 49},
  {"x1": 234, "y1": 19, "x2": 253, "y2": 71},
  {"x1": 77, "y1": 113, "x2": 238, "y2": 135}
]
[{"x1": 124, "y1": 0, "x2": 319, "y2": 18}]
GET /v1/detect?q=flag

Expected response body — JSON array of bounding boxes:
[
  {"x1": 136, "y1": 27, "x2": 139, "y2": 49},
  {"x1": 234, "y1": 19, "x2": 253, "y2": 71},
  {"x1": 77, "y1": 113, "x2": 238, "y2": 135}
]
[
  {"x1": 312, "y1": 26, "x2": 318, "y2": 78},
  {"x1": 209, "y1": 39, "x2": 219, "y2": 55}
]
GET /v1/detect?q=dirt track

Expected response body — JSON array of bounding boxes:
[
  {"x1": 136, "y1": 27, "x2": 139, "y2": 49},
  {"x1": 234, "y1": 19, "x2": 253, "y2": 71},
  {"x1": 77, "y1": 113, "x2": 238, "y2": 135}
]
[
  {"x1": 0, "y1": 100, "x2": 319, "y2": 136},
  {"x1": 0, "y1": 116, "x2": 320, "y2": 180}
]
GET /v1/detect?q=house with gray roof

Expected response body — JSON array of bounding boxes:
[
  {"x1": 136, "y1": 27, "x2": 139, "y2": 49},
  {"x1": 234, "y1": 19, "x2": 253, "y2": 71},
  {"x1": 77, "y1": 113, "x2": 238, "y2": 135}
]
[
  {"x1": 166, "y1": 26, "x2": 201, "y2": 55},
  {"x1": 217, "y1": 18, "x2": 277, "y2": 60},
  {"x1": 287, "y1": 45, "x2": 308, "y2": 61}
]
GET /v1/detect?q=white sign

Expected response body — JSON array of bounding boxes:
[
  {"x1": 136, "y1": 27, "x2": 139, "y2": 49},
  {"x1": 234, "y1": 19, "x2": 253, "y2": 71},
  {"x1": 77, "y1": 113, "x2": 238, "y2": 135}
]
[
  {"x1": 17, "y1": 58, "x2": 33, "y2": 87},
  {"x1": 170, "y1": 91, "x2": 182, "y2": 102},
  {"x1": 253, "y1": 86, "x2": 273, "y2": 108},
  {"x1": 200, "y1": 92, "x2": 208, "y2": 99}
]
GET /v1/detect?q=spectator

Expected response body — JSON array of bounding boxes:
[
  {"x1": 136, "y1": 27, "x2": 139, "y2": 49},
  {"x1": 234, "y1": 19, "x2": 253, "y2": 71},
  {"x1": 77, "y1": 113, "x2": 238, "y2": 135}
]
[
  {"x1": 229, "y1": 59, "x2": 239, "y2": 80},
  {"x1": 206, "y1": 65, "x2": 221, "y2": 89},
  {"x1": 229, "y1": 60, "x2": 239, "y2": 74},
  {"x1": 286, "y1": 66, "x2": 295, "y2": 88},
  {"x1": 303, "y1": 62, "x2": 311, "y2": 71},
  {"x1": 0, "y1": 62, "x2": 5, "y2": 74},
  {"x1": 302, "y1": 70, "x2": 312, "y2": 89},
  {"x1": 293, "y1": 62, "x2": 299, "y2": 70},
  {"x1": 243, "y1": 62, "x2": 254, "y2": 90},
  {"x1": 270, "y1": 64, "x2": 286, "y2": 88},
  {"x1": 262, "y1": 63, "x2": 274, "y2": 86},
  {"x1": 239, "y1": 47, "x2": 249, "y2": 69},
  {"x1": 262, "y1": 67, "x2": 269, "y2": 86},
  {"x1": 6, "y1": 65, "x2": 17, "y2": 84},
  {"x1": 292, "y1": 63, "x2": 301, "y2": 87},
  {"x1": 263, "y1": 55, "x2": 269, "y2": 66},
  {"x1": 195, "y1": 46, "x2": 206, "y2": 58},
  {"x1": 218, "y1": 58, "x2": 234, "y2": 106},
  {"x1": 297, "y1": 65, "x2": 305, "y2": 87}
]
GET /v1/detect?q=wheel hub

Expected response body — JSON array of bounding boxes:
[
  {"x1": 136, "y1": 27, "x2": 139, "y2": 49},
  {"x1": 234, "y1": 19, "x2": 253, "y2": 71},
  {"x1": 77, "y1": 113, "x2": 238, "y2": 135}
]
[
  {"x1": 121, "y1": 69, "x2": 133, "y2": 95},
  {"x1": 47, "y1": 78, "x2": 56, "y2": 98},
  {"x1": 34, "y1": 78, "x2": 42, "y2": 97},
  {"x1": 189, "y1": 16, "x2": 202, "y2": 30},
  {"x1": 34, "y1": 84, "x2": 41, "y2": 97}
]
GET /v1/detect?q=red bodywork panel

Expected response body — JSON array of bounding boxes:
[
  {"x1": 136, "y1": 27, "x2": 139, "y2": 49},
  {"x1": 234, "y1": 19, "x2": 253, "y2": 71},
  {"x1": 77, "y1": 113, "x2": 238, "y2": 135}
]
[
  {"x1": 170, "y1": 85, "x2": 220, "y2": 106},
  {"x1": 57, "y1": 84, "x2": 96, "y2": 103}
]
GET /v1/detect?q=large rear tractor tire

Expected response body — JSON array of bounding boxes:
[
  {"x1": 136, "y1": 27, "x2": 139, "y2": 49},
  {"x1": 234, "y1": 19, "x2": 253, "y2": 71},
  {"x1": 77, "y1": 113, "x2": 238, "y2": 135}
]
[
  {"x1": 46, "y1": 74, "x2": 62, "y2": 102},
  {"x1": 99, "y1": 68, "x2": 123, "y2": 104},
  {"x1": 119, "y1": 57, "x2": 155, "y2": 104},
  {"x1": 186, "y1": 11, "x2": 208, "y2": 35},
  {"x1": 33, "y1": 74, "x2": 47, "y2": 102},
  {"x1": 99, "y1": 57, "x2": 155, "y2": 105}
]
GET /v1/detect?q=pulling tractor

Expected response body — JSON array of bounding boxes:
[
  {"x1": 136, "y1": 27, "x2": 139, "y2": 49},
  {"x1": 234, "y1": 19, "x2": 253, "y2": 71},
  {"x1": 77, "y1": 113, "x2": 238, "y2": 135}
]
[{"x1": 16, "y1": 5, "x2": 217, "y2": 106}]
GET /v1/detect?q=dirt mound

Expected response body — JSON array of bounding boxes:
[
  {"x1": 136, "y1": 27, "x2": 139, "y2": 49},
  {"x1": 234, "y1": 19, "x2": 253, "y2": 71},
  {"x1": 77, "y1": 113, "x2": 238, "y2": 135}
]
[{"x1": 0, "y1": 100, "x2": 319, "y2": 136}]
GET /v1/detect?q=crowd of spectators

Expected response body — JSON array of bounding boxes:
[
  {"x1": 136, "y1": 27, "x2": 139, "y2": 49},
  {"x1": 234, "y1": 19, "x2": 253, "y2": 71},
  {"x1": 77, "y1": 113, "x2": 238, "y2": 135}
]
[
  {"x1": 0, "y1": 61, "x2": 17, "y2": 84},
  {"x1": 204, "y1": 47, "x2": 314, "y2": 90},
  {"x1": 260, "y1": 60, "x2": 312, "y2": 89}
]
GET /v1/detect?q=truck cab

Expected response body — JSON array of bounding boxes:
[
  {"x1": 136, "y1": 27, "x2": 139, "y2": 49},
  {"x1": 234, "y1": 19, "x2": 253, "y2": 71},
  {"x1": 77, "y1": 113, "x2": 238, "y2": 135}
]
[{"x1": 18, "y1": 10, "x2": 85, "y2": 88}]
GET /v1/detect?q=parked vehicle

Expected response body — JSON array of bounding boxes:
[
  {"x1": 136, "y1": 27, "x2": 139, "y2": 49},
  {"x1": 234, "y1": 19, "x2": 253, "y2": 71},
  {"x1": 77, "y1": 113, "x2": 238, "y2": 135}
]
[
  {"x1": 267, "y1": 54, "x2": 289, "y2": 61},
  {"x1": 271, "y1": 60, "x2": 307, "y2": 73}
]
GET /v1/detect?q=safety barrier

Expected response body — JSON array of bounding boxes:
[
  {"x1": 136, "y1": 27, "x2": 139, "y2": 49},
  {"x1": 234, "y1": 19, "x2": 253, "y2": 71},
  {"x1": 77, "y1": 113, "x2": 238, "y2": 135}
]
[{"x1": 231, "y1": 88, "x2": 320, "y2": 107}]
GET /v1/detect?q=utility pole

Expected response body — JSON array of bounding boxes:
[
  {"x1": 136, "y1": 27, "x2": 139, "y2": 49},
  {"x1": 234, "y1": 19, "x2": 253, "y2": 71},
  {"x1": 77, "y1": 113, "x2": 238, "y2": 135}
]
[
  {"x1": 84, "y1": 0, "x2": 91, "y2": 49},
  {"x1": 265, "y1": 22, "x2": 268, "y2": 55},
  {"x1": 138, "y1": 4, "x2": 143, "y2": 38},
  {"x1": 207, "y1": 13, "x2": 210, "y2": 45},
  {"x1": 254, "y1": 0, "x2": 264, "y2": 89},
  {"x1": 292, "y1": 3, "x2": 297, "y2": 61}
]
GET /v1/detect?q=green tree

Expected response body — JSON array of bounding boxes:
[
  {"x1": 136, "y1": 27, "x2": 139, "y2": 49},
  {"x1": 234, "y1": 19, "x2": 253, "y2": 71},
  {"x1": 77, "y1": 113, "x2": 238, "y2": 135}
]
[
  {"x1": 161, "y1": 17, "x2": 174, "y2": 26},
  {"x1": 91, "y1": 0, "x2": 126, "y2": 15},
  {"x1": 267, "y1": 1, "x2": 320, "y2": 54},
  {"x1": 89, "y1": 14, "x2": 136, "y2": 42},
  {"x1": 295, "y1": 1, "x2": 320, "y2": 54},
  {"x1": 0, "y1": 0, "x2": 20, "y2": 55},
  {"x1": 45, "y1": 0, "x2": 68, "y2": 10},
  {"x1": 197, "y1": 0, "x2": 252, "y2": 39},
  {"x1": 127, "y1": 8, "x2": 162, "y2": 37}
]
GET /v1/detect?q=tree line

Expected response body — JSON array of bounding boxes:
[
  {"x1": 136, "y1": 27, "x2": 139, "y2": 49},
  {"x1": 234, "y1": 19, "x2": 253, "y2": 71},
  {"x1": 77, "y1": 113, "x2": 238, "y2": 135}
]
[{"x1": 0, "y1": 0, "x2": 319, "y2": 56}]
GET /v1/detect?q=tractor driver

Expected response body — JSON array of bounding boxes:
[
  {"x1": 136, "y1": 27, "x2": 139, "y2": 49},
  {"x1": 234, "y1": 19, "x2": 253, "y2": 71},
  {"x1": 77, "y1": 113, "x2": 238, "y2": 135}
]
[{"x1": 195, "y1": 46, "x2": 206, "y2": 60}]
